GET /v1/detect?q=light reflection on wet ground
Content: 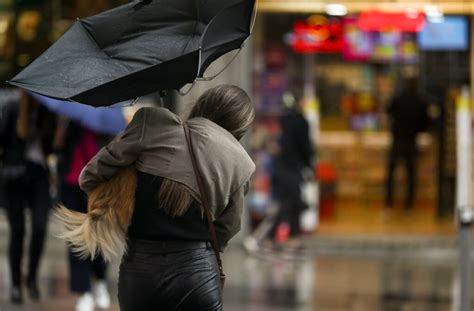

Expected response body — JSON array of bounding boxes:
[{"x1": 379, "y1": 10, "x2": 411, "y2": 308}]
[
  {"x1": 222, "y1": 246, "x2": 454, "y2": 311},
  {"x1": 0, "y1": 215, "x2": 460, "y2": 310}
]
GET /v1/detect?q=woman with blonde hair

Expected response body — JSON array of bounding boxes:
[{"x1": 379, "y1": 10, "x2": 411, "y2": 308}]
[{"x1": 58, "y1": 84, "x2": 255, "y2": 310}]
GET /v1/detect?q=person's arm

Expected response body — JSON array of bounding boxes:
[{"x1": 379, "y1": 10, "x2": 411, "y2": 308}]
[
  {"x1": 79, "y1": 108, "x2": 147, "y2": 194},
  {"x1": 214, "y1": 181, "x2": 250, "y2": 251}
]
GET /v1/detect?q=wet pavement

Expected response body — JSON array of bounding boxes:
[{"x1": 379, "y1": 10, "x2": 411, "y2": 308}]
[
  {"x1": 0, "y1": 211, "x2": 463, "y2": 311},
  {"x1": 223, "y1": 246, "x2": 455, "y2": 311}
]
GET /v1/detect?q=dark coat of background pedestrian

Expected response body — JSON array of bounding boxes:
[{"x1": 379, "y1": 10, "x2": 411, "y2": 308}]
[
  {"x1": 385, "y1": 78, "x2": 429, "y2": 209},
  {"x1": 277, "y1": 108, "x2": 313, "y2": 172},
  {"x1": 271, "y1": 95, "x2": 314, "y2": 239},
  {"x1": 0, "y1": 91, "x2": 56, "y2": 303},
  {"x1": 387, "y1": 78, "x2": 429, "y2": 144}
]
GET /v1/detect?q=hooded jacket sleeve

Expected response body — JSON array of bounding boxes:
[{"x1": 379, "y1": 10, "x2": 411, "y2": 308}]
[
  {"x1": 214, "y1": 180, "x2": 250, "y2": 251},
  {"x1": 79, "y1": 108, "x2": 146, "y2": 194}
]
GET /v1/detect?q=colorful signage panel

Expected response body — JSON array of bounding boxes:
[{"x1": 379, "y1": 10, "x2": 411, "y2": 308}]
[
  {"x1": 343, "y1": 17, "x2": 418, "y2": 64},
  {"x1": 343, "y1": 17, "x2": 372, "y2": 61}
]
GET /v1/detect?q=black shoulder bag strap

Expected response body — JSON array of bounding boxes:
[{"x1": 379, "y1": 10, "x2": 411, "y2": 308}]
[{"x1": 183, "y1": 122, "x2": 226, "y2": 289}]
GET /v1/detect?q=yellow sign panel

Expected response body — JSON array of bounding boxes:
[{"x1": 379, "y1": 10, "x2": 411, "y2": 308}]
[{"x1": 456, "y1": 88, "x2": 471, "y2": 112}]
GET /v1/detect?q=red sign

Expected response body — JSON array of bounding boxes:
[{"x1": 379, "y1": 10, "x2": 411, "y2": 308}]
[
  {"x1": 285, "y1": 16, "x2": 344, "y2": 54},
  {"x1": 358, "y1": 10, "x2": 426, "y2": 32}
]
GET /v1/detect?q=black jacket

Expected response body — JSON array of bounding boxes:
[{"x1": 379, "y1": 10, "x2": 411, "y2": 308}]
[
  {"x1": 0, "y1": 101, "x2": 24, "y2": 167},
  {"x1": 0, "y1": 100, "x2": 56, "y2": 168},
  {"x1": 276, "y1": 109, "x2": 313, "y2": 170},
  {"x1": 388, "y1": 92, "x2": 429, "y2": 143}
]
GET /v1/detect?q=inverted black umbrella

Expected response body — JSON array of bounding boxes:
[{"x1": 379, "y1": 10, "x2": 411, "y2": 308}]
[{"x1": 8, "y1": 0, "x2": 256, "y2": 107}]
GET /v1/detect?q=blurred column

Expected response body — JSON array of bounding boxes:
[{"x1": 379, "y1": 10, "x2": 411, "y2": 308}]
[
  {"x1": 302, "y1": 54, "x2": 319, "y2": 145},
  {"x1": 457, "y1": 17, "x2": 474, "y2": 311},
  {"x1": 471, "y1": 15, "x2": 474, "y2": 118},
  {"x1": 302, "y1": 54, "x2": 320, "y2": 226},
  {"x1": 455, "y1": 85, "x2": 472, "y2": 311}
]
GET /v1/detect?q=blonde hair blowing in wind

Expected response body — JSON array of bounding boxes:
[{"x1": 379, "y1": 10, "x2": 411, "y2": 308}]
[{"x1": 55, "y1": 166, "x2": 137, "y2": 262}]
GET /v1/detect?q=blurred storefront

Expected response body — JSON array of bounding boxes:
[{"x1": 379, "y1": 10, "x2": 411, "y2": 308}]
[{"x1": 249, "y1": 1, "x2": 472, "y2": 236}]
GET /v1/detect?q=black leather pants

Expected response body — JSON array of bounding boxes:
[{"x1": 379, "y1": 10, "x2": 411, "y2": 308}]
[{"x1": 118, "y1": 239, "x2": 223, "y2": 311}]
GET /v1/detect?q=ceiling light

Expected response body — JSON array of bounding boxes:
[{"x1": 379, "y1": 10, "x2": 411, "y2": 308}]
[
  {"x1": 325, "y1": 3, "x2": 347, "y2": 16},
  {"x1": 425, "y1": 5, "x2": 444, "y2": 23},
  {"x1": 425, "y1": 5, "x2": 442, "y2": 16},
  {"x1": 404, "y1": 7, "x2": 420, "y2": 19},
  {"x1": 425, "y1": 4, "x2": 443, "y2": 18}
]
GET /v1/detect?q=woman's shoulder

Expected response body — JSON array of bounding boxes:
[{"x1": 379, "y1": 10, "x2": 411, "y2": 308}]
[
  {"x1": 132, "y1": 106, "x2": 182, "y2": 128},
  {"x1": 142, "y1": 106, "x2": 180, "y2": 117},
  {"x1": 189, "y1": 118, "x2": 255, "y2": 172}
]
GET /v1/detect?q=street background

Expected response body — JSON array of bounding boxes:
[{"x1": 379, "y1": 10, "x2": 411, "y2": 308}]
[{"x1": 1, "y1": 0, "x2": 474, "y2": 310}]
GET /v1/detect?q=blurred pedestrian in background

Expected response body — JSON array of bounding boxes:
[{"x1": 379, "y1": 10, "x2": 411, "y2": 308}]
[
  {"x1": 54, "y1": 120, "x2": 111, "y2": 311},
  {"x1": 0, "y1": 91, "x2": 56, "y2": 304},
  {"x1": 270, "y1": 91, "x2": 314, "y2": 245},
  {"x1": 385, "y1": 77, "x2": 429, "y2": 212}
]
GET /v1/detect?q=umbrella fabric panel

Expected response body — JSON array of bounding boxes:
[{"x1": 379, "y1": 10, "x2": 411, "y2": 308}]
[
  {"x1": 72, "y1": 51, "x2": 200, "y2": 107},
  {"x1": 10, "y1": 22, "x2": 129, "y2": 99},
  {"x1": 80, "y1": 0, "x2": 248, "y2": 68},
  {"x1": 12, "y1": 21, "x2": 199, "y2": 98},
  {"x1": 10, "y1": 0, "x2": 212, "y2": 104},
  {"x1": 81, "y1": 0, "x2": 207, "y2": 69},
  {"x1": 82, "y1": 0, "x2": 200, "y2": 48},
  {"x1": 102, "y1": 32, "x2": 204, "y2": 70}
]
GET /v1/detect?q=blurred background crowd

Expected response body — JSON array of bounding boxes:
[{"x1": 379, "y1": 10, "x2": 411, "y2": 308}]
[{"x1": 0, "y1": 0, "x2": 473, "y2": 310}]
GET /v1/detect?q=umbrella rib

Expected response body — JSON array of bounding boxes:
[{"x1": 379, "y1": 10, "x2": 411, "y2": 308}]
[
  {"x1": 201, "y1": 37, "x2": 244, "y2": 52},
  {"x1": 181, "y1": 22, "x2": 198, "y2": 55},
  {"x1": 79, "y1": 20, "x2": 173, "y2": 72},
  {"x1": 78, "y1": 22, "x2": 112, "y2": 59},
  {"x1": 76, "y1": 21, "x2": 149, "y2": 84},
  {"x1": 181, "y1": 1, "x2": 202, "y2": 57}
]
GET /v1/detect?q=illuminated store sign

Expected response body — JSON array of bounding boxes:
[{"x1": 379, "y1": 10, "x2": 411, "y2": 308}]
[
  {"x1": 358, "y1": 10, "x2": 426, "y2": 32},
  {"x1": 284, "y1": 15, "x2": 343, "y2": 54}
]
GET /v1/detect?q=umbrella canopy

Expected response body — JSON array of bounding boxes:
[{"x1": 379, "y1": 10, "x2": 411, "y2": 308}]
[
  {"x1": 9, "y1": 0, "x2": 255, "y2": 107},
  {"x1": 31, "y1": 93, "x2": 126, "y2": 135}
]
